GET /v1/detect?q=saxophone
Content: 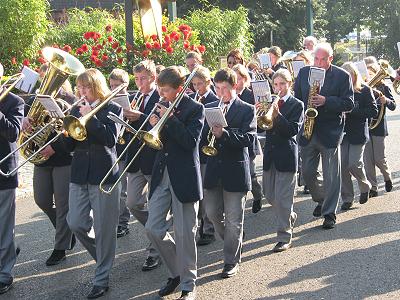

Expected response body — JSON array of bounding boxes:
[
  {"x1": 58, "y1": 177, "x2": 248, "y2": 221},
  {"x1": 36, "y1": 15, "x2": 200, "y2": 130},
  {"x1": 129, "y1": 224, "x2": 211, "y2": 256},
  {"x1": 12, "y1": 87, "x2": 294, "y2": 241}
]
[{"x1": 303, "y1": 81, "x2": 320, "y2": 140}]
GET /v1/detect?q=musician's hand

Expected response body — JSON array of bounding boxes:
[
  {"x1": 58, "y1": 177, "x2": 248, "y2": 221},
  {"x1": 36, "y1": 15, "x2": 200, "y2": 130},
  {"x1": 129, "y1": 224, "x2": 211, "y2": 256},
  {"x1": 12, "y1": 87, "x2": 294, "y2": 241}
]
[
  {"x1": 22, "y1": 117, "x2": 33, "y2": 132},
  {"x1": 272, "y1": 101, "x2": 279, "y2": 118},
  {"x1": 311, "y1": 94, "x2": 326, "y2": 107},
  {"x1": 212, "y1": 125, "x2": 223, "y2": 138},
  {"x1": 379, "y1": 94, "x2": 387, "y2": 105},
  {"x1": 40, "y1": 145, "x2": 55, "y2": 158},
  {"x1": 124, "y1": 109, "x2": 141, "y2": 121},
  {"x1": 265, "y1": 68, "x2": 274, "y2": 75},
  {"x1": 79, "y1": 102, "x2": 92, "y2": 116},
  {"x1": 395, "y1": 68, "x2": 400, "y2": 81},
  {"x1": 255, "y1": 102, "x2": 264, "y2": 110},
  {"x1": 149, "y1": 114, "x2": 159, "y2": 127},
  {"x1": 157, "y1": 103, "x2": 169, "y2": 118}
]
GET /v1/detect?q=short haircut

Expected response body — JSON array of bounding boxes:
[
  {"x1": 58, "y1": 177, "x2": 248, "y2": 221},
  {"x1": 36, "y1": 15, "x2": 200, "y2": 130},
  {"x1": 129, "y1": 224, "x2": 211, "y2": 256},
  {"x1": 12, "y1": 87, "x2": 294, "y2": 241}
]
[
  {"x1": 193, "y1": 65, "x2": 211, "y2": 82},
  {"x1": 186, "y1": 51, "x2": 202, "y2": 63},
  {"x1": 0, "y1": 63, "x2": 3, "y2": 78},
  {"x1": 367, "y1": 63, "x2": 380, "y2": 74},
  {"x1": 157, "y1": 66, "x2": 185, "y2": 89},
  {"x1": 232, "y1": 64, "x2": 250, "y2": 87},
  {"x1": 364, "y1": 56, "x2": 378, "y2": 67},
  {"x1": 303, "y1": 36, "x2": 318, "y2": 46},
  {"x1": 268, "y1": 46, "x2": 282, "y2": 58},
  {"x1": 314, "y1": 42, "x2": 334, "y2": 57},
  {"x1": 295, "y1": 50, "x2": 313, "y2": 65},
  {"x1": 76, "y1": 68, "x2": 111, "y2": 102},
  {"x1": 133, "y1": 60, "x2": 156, "y2": 76},
  {"x1": 341, "y1": 62, "x2": 362, "y2": 92},
  {"x1": 227, "y1": 48, "x2": 244, "y2": 65},
  {"x1": 272, "y1": 69, "x2": 293, "y2": 84},
  {"x1": 214, "y1": 68, "x2": 237, "y2": 86},
  {"x1": 109, "y1": 68, "x2": 129, "y2": 84},
  {"x1": 156, "y1": 64, "x2": 165, "y2": 75}
]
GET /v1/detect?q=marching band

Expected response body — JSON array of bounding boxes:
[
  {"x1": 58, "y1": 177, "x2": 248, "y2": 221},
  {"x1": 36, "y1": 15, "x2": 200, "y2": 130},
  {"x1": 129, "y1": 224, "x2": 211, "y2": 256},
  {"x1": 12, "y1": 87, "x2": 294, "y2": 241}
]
[{"x1": 0, "y1": 37, "x2": 399, "y2": 299}]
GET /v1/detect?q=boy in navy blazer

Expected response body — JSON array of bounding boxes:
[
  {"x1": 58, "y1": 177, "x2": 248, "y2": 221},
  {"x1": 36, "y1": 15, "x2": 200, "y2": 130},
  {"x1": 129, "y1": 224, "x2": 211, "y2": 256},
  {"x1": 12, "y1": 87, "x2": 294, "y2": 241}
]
[
  {"x1": 203, "y1": 68, "x2": 256, "y2": 278},
  {"x1": 145, "y1": 66, "x2": 204, "y2": 300},
  {"x1": 261, "y1": 69, "x2": 304, "y2": 252}
]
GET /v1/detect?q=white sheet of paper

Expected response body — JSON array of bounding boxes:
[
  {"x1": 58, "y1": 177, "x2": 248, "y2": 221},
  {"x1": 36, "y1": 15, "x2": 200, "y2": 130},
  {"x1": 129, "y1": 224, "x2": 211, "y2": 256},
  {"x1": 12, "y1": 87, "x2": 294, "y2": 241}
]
[
  {"x1": 354, "y1": 61, "x2": 370, "y2": 81},
  {"x1": 15, "y1": 66, "x2": 40, "y2": 93},
  {"x1": 397, "y1": 42, "x2": 400, "y2": 58},
  {"x1": 219, "y1": 56, "x2": 227, "y2": 69},
  {"x1": 204, "y1": 107, "x2": 228, "y2": 128},
  {"x1": 292, "y1": 60, "x2": 306, "y2": 78},
  {"x1": 37, "y1": 95, "x2": 65, "y2": 118},
  {"x1": 308, "y1": 67, "x2": 326, "y2": 87},
  {"x1": 258, "y1": 54, "x2": 271, "y2": 69},
  {"x1": 112, "y1": 94, "x2": 130, "y2": 110},
  {"x1": 251, "y1": 80, "x2": 271, "y2": 103}
]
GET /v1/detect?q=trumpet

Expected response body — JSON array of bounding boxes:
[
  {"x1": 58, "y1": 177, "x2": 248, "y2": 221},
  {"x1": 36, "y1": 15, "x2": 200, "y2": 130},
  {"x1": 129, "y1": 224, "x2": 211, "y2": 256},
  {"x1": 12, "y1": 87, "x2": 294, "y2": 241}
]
[
  {"x1": 63, "y1": 83, "x2": 129, "y2": 141},
  {"x1": 256, "y1": 94, "x2": 280, "y2": 130},
  {"x1": 0, "y1": 73, "x2": 25, "y2": 102}
]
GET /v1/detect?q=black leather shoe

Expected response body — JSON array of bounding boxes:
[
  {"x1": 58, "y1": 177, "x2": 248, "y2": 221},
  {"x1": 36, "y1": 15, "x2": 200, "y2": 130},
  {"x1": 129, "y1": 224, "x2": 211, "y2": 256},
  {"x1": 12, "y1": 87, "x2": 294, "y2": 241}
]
[
  {"x1": 341, "y1": 202, "x2": 353, "y2": 210},
  {"x1": 196, "y1": 234, "x2": 215, "y2": 246},
  {"x1": 68, "y1": 234, "x2": 76, "y2": 250},
  {"x1": 359, "y1": 192, "x2": 369, "y2": 204},
  {"x1": 303, "y1": 185, "x2": 310, "y2": 194},
  {"x1": 142, "y1": 256, "x2": 161, "y2": 271},
  {"x1": 16, "y1": 246, "x2": 20, "y2": 256},
  {"x1": 87, "y1": 285, "x2": 108, "y2": 299},
  {"x1": 0, "y1": 282, "x2": 13, "y2": 295},
  {"x1": 322, "y1": 214, "x2": 336, "y2": 229},
  {"x1": 117, "y1": 226, "x2": 130, "y2": 238},
  {"x1": 221, "y1": 263, "x2": 239, "y2": 278},
  {"x1": 46, "y1": 249, "x2": 66, "y2": 266},
  {"x1": 313, "y1": 204, "x2": 322, "y2": 217},
  {"x1": 369, "y1": 190, "x2": 378, "y2": 198},
  {"x1": 252, "y1": 199, "x2": 262, "y2": 213},
  {"x1": 273, "y1": 242, "x2": 292, "y2": 252},
  {"x1": 178, "y1": 290, "x2": 196, "y2": 300},
  {"x1": 385, "y1": 180, "x2": 393, "y2": 192},
  {"x1": 158, "y1": 276, "x2": 180, "y2": 297}
]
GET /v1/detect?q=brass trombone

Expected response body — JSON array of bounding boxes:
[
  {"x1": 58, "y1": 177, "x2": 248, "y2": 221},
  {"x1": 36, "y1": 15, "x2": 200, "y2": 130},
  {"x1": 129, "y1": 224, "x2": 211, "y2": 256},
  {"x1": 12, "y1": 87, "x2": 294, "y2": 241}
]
[
  {"x1": 117, "y1": 92, "x2": 144, "y2": 145},
  {"x1": 0, "y1": 73, "x2": 25, "y2": 102}
]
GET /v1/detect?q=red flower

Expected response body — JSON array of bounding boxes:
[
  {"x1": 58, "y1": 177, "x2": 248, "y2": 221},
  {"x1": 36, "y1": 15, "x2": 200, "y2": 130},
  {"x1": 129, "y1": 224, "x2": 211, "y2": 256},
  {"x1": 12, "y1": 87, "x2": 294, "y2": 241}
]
[
  {"x1": 112, "y1": 41, "x2": 119, "y2": 49},
  {"x1": 92, "y1": 49, "x2": 99, "y2": 57},
  {"x1": 81, "y1": 44, "x2": 89, "y2": 52},
  {"x1": 162, "y1": 42, "x2": 168, "y2": 49},
  {"x1": 190, "y1": 45, "x2": 196, "y2": 51},
  {"x1": 198, "y1": 45, "x2": 206, "y2": 53},
  {"x1": 164, "y1": 35, "x2": 171, "y2": 43},
  {"x1": 162, "y1": 25, "x2": 167, "y2": 32},
  {"x1": 166, "y1": 47, "x2": 174, "y2": 54},
  {"x1": 172, "y1": 33, "x2": 180, "y2": 41},
  {"x1": 118, "y1": 58, "x2": 124, "y2": 65},
  {"x1": 38, "y1": 57, "x2": 46, "y2": 64},
  {"x1": 22, "y1": 59, "x2": 30, "y2": 66},
  {"x1": 93, "y1": 32, "x2": 101, "y2": 40},
  {"x1": 94, "y1": 59, "x2": 103, "y2": 67},
  {"x1": 96, "y1": 44, "x2": 103, "y2": 50},
  {"x1": 170, "y1": 31, "x2": 177, "y2": 38},
  {"x1": 38, "y1": 49, "x2": 43, "y2": 56},
  {"x1": 126, "y1": 43, "x2": 133, "y2": 51},
  {"x1": 90, "y1": 55, "x2": 97, "y2": 62},
  {"x1": 35, "y1": 68, "x2": 40, "y2": 73},
  {"x1": 116, "y1": 47, "x2": 122, "y2": 54},
  {"x1": 52, "y1": 43, "x2": 59, "y2": 49},
  {"x1": 142, "y1": 50, "x2": 150, "y2": 57},
  {"x1": 63, "y1": 45, "x2": 72, "y2": 53},
  {"x1": 183, "y1": 41, "x2": 190, "y2": 49},
  {"x1": 11, "y1": 57, "x2": 17, "y2": 65},
  {"x1": 107, "y1": 36, "x2": 113, "y2": 42},
  {"x1": 151, "y1": 34, "x2": 158, "y2": 41},
  {"x1": 145, "y1": 42, "x2": 152, "y2": 49},
  {"x1": 105, "y1": 24, "x2": 112, "y2": 32},
  {"x1": 76, "y1": 48, "x2": 83, "y2": 55},
  {"x1": 83, "y1": 32, "x2": 92, "y2": 39},
  {"x1": 153, "y1": 42, "x2": 161, "y2": 50},
  {"x1": 102, "y1": 54, "x2": 108, "y2": 62},
  {"x1": 178, "y1": 24, "x2": 191, "y2": 32}
]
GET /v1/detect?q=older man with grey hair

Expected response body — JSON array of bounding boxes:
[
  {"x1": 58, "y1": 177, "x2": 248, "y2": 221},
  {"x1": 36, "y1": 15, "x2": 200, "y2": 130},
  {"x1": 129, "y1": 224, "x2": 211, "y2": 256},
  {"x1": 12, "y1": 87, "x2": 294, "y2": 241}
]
[{"x1": 303, "y1": 36, "x2": 318, "y2": 52}]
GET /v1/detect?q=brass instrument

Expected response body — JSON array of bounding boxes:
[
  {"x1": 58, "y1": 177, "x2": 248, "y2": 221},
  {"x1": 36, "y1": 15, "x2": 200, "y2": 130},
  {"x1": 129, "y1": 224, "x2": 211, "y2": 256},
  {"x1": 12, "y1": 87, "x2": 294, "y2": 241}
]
[
  {"x1": 18, "y1": 47, "x2": 85, "y2": 164},
  {"x1": 0, "y1": 73, "x2": 25, "y2": 102},
  {"x1": 281, "y1": 51, "x2": 298, "y2": 79},
  {"x1": 393, "y1": 79, "x2": 400, "y2": 95},
  {"x1": 63, "y1": 83, "x2": 129, "y2": 141},
  {"x1": 257, "y1": 94, "x2": 280, "y2": 130},
  {"x1": 303, "y1": 82, "x2": 320, "y2": 140}
]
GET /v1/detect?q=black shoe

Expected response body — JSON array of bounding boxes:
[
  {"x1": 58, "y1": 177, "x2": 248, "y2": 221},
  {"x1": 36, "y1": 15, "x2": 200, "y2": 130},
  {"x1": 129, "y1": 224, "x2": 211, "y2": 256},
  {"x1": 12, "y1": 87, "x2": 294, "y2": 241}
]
[
  {"x1": 272, "y1": 241, "x2": 292, "y2": 252},
  {"x1": 303, "y1": 185, "x2": 310, "y2": 194},
  {"x1": 322, "y1": 214, "x2": 336, "y2": 229},
  {"x1": 158, "y1": 276, "x2": 180, "y2": 297},
  {"x1": 46, "y1": 249, "x2": 66, "y2": 266},
  {"x1": 359, "y1": 192, "x2": 369, "y2": 204},
  {"x1": 68, "y1": 234, "x2": 76, "y2": 250},
  {"x1": 0, "y1": 282, "x2": 13, "y2": 295},
  {"x1": 178, "y1": 290, "x2": 196, "y2": 300},
  {"x1": 369, "y1": 190, "x2": 378, "y2": 198},
  {"x1": 313, "y1": 204, "x2": 322, "y2": 217},
  {"x1": 385, "y1": 180, "x2": 393, "y2": 192},
  {"x1": 142, "y1": 256, "x2": 161, "y2": 271},
  {"x1": 87, "y1": 285, "x2": 108, "y2": 299},
  {"x1": 221, "y1": 263, "x2": 239, "y2": 278},
  {"x1": 117, "y1": 226, "x2": 130, "y2": 238},
  {"x1": 252, "y1": 199, "x2": 262, "y2": 213},
  {"x1": 16, "y1": 246, "x2": 20, "y2": 256},
  {"x1": 341, "y1": 202, "x2": 353, "y2": 210},
  {"x1": 196, "y1": 234, "x2": 215, "y2": 246}
]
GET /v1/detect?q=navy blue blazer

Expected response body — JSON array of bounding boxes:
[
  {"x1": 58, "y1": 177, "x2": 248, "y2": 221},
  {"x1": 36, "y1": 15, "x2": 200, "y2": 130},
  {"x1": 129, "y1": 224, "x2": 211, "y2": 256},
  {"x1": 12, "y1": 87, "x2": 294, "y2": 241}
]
[
  {"x1": 62, "y1": 101, "x2": 122, "y2": 185},
  {"x1": 149, "y1": 95, "x2": 205, "y2": 203},
  {"x1": 263, "y1": 95, "x2": 304, "y2": 173},
  {"x1": 344, "y1": 85, "x2": 378, "y2": 145},
  {"x1": 125, "y1": 90, "x2": 160, "y2": 175},
  {"x1": 203, "y1": 97, "x2": 257, "y2": 192},
  {"x1": 0, "y1": 93, "x2": 24, "y2": 190},
  {"x1": 294, "y1": 65, "x2": 354, "y2": 148},
  {"x1": 238, "y1": 87, "x2": 255, "y2": 105},
  {"x1": 370, "y1": 84, "x2": 396, "y2": 137}
]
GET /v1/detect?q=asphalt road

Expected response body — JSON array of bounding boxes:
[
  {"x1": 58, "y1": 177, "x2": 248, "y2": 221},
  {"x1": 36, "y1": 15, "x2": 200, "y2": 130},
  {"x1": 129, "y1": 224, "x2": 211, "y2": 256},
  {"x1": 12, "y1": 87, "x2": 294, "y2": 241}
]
[{"x1": 2, "y1": 86, "x2": 400, "y2": 300}]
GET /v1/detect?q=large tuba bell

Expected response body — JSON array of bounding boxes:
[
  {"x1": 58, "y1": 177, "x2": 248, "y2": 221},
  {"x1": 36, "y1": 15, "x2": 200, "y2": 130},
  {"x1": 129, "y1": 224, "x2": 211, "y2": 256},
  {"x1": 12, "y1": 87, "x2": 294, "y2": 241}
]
[{"x1": 19, "y1": 47, "x2": 85, "y2": 164}]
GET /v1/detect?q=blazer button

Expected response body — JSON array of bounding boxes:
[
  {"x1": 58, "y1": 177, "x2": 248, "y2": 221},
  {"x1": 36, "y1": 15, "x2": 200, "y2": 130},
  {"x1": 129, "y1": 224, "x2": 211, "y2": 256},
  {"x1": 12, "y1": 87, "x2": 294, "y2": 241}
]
[{"x1": 165, "y1": 153, "x2": 168, "y2": 157}]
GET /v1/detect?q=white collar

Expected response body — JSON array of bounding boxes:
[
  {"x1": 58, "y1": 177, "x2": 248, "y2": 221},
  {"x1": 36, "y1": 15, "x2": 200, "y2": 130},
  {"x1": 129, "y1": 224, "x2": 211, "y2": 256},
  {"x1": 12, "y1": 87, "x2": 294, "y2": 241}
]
[
  {"x1": 200, "y1": 89, "x2": 211, "y2": 99},
  {"x1": 281, "y1": 92, "x2": 291, "y2": 102}
]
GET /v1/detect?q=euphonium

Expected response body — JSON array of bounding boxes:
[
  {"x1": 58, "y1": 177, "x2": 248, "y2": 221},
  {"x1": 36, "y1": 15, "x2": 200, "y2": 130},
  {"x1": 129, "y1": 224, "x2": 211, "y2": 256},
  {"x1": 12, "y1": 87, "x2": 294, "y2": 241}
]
[
  {"x1": 303, "y1": 82, "x2": 320, "y2": 140},
  {"x1": 281, "y1": 51, "x2": 298, "y2": 79},
  {"x1": 257, "y1": 94, "x2": 279, "y2": 130},
  {"x1": 19, "y1": 47, "x2": 85, "y2": 164}
]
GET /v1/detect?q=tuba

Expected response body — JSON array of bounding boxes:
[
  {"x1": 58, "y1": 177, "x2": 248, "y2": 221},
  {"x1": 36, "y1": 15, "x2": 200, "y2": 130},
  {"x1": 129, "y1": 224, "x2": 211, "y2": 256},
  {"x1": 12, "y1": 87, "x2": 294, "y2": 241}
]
[
  {"x1": 303, "y1": 82, "x2": 320, "y2": 140},
  {"x1": 19, "y1": 47, "x2": 85, "y2": 164}
]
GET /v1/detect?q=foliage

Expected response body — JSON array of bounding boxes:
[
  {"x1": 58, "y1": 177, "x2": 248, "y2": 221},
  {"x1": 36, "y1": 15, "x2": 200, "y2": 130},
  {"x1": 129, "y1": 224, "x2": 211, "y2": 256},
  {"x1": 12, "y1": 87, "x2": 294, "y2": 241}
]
[{"x1": 0, "y1": 0, "x2": 49, "y2": 73}]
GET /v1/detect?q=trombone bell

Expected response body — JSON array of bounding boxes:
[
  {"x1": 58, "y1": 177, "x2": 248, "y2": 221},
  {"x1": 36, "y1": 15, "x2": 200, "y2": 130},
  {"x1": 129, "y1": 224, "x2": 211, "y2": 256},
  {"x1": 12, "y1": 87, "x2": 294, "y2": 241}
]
[
  {"x1": 202, "y1": 145, "x2": 218, "y2": 157},
  {"x1": 63, "y1": 115, "x2": 87, "y2": 141},
  {"x1": 141, "y1": 130, "x2": 163, "y2": 150}
]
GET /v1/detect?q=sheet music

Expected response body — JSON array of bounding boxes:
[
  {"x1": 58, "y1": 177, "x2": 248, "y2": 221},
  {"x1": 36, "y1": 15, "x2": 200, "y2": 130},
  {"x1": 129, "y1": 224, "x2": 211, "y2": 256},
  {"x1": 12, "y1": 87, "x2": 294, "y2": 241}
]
[
  {"x1": 112, "y1": 94, "x2": 130, "y2": 110},
  {"x1": 292, "y1": 60, "x2": 306, "y2": 78},
  {"x1": 258, "y1": 54, "x2": 272, "y2": 69},
  {"x1": 308, "y1": 67, "x2": 326, "y2": 87},
  {"x1": 15, "y1": 66, "x2": 40, "y2": 93},
  {"x1": 219, "y1": 56, "x2": 227, "y2": 69},
  {"x1": 354, "y1": 61, "x2": 370, "y2": 81},
  {"x1": 204, "y1": 107, "x2": 228, "y2": 128},
  {"x1": 251, "y1": 80, "x2": 271, "y2": 103},
  {"x1": 37, "y1": 95, "x2": 65, "y2": 118}
]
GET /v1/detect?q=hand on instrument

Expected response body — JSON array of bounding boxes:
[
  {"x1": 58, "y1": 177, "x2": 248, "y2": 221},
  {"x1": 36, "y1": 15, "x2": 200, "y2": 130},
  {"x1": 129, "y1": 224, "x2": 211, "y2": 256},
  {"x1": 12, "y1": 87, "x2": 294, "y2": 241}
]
[
  {"x1": 311, "y1": 94, "x2": 326, "y2": 107},
  {"x1": 212, "y1": 125, "x2": 223, "y2": 138},
  {"x1": 149, "y1": 114, "x2": 160, "y2": 127},
  {"x1": 271, "y1": 100, "x2": 280, "y2": 118},
  {"x1": 79, "y1": 101, "x2": 92, "y2": 116},
  {"x1": 22, "y1": 117, "x2": 33, "y2": 133},
  {"x1": 379, "y1": 94, "x2": 387, "y2": 105},
  {"x1": 156, "y1": 103, "x2": 169, "y2": 118},
  {"x1": 124, "y1": 109, "x2": 141, "y2": 121},
  {"x1": 265, "y1": 68, "x2": 274, "y2": 75},
  {"x1": 40, "y1": 145, "x2": 55, "y2": 159}
]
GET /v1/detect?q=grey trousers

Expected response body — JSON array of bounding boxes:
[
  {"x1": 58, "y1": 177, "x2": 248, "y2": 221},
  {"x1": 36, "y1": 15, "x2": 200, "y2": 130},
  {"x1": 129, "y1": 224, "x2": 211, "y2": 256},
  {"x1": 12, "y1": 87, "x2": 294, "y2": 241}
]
[
  {"x1": 67, "y1": 183, "x2": 120, "y2": 287},
  {"x1": 145, "y1": 168, "x2": 199, "y2": 292},
  {"x1": 363, "y1": 135, "x2": 391, "y2": 192},
  {"x1": 118, "y1": 161, "x2": 130, "y2": 229},
  {"x1": 301, "y1": 135, "x2": 341, "y2": 216},
  {"x1": 199, "y1": 164, "x2": 214, "y2": 236},
  {"x1": 0, "y1": 189, "x2": 16, "y2": 285},
  {"x1": 204, "y1": 184, "x2": 246, "y2": 265},
  {"x1": 250, "y1": 157, "x2": 264, "y2": 201},
  {"x1": 341, "y1": 137, "x2": 371, "y2": 203},
  {"x1": 127, "y1": 170, "x2": 159, "y2": 258},
  {"x1": 33, "y1": 165, "x2": 73, "y2": 250},
  {"x1": 263, "y1": 165, "x2": 297, "y2": 243}
]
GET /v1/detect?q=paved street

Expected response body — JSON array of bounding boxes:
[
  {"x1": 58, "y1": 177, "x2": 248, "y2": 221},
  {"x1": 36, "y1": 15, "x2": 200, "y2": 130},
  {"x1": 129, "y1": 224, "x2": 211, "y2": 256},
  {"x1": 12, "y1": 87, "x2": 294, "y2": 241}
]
[{"x1": 2, "y1": 87, "x2": 400, "y2": 300}]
